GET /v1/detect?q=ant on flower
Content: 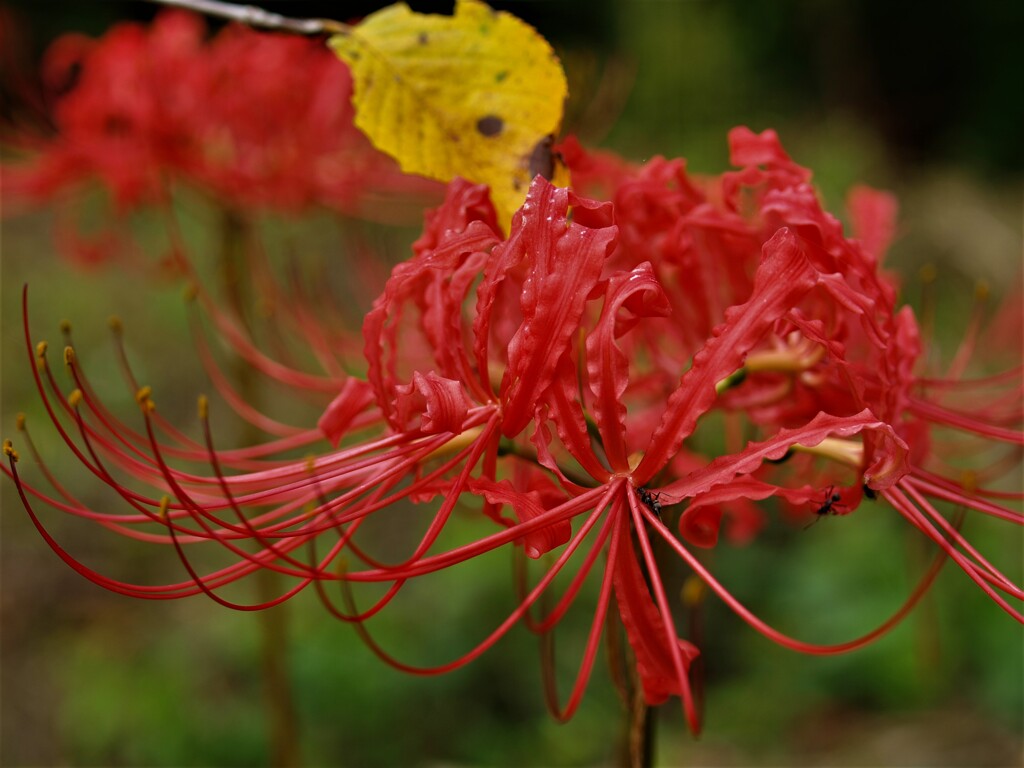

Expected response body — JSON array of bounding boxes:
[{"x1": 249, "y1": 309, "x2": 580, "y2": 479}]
[
  {"x1": 804, "y1": 485, "x2": 846, "y2": 529},
  {"x1": 636, "y1": 486, "x2": 664, "y2": 520}
]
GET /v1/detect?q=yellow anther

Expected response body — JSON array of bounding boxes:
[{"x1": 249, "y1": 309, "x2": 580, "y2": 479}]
[
  {"x1": 960, "y1": 470, "x2": 978, "y2": 494},
  {"x1": 197, "y1": 394, "x2": 209, "y2": 420},
  {"x1": 59, "y1": 319, "x2": 72, "y2": 334},
  {"x1": 681, "y1": 575, "x2": 706, "y2": 608},
  {"x1": 182, "y1": 282, "x2": 198, "y2": 303},
  {"x1": 974, "y1": 280, "x2": 990, "y2": 302},
  {"x1": 16, "y1": 413, "x2": 25, "y2": 431},
  {"x1": 68, "y1": 389, "x2": 83, "y2": 408},
  {"x1": 63, "y1": 346, "x2": 75, "y2": 366},
  {"x1": 135, "y1": 386, "x2": 155, "y2": 411},
  {"x1": 108, "y1": 316, "x2": 123, "y2": 334},
  {"x1": 3, "y1": 439, "x2": 19, "y2": 462},
  {"x1": 425, "y1": 425, "x2": 485, "y2": 462},
  {"x1": 158, "y1": 495, "x2": 170, "y2": 521},
  {"x1": 791, "y1": 437, "x2": 864, "y2": 468},
  {"x1": 35, "y1": 340, "x2": 48, "y2": 358},
  {"x1": 918, "y1": 264, "x2": 938, "y2": 283},
  {"x1": 305, "y1": 455, "x2": 317, "y2": 473}
]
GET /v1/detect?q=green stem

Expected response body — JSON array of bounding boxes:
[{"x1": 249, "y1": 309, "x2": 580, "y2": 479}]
[{"x1": 220, "y1": 208, "x2": 302, "y2": 767}]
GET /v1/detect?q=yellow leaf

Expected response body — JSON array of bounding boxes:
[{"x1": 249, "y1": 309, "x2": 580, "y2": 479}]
[{"x1": 328, "y1": 0, "x2": 568, "y2": 232}]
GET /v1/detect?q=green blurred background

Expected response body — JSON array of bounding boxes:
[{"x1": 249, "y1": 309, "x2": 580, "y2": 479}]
[{"x1": 2, "y1": 1, "x2": 1022, "y2": 766}]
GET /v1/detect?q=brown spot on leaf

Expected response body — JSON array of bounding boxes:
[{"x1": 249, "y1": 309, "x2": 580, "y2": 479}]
[{"x1": 476, "y1": 115, "x2": 504, "y2": 137}]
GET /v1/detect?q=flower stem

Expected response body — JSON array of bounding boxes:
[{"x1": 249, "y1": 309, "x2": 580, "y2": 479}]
[
  {"x1": 145, "y1": 0, "x2": 346, "y2": 35},
  {"x1": 626, "y1": 686, "x2": 656, "y2": 768},
  {"x1": 220, "y1": 207, "x2": 302, "y2": 767}
]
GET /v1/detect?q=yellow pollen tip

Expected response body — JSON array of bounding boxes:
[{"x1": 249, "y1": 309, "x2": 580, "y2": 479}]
[
  {"x1": 135, "y1": 386, "x2": 155, "y2": 411},
  {"x1": 108, "y1": 316, "x2": 123, "y2": 334},
  {"x1": 681, "y1": 575, "x2": 706, "y2": 608},
  {"x1": 16, "y1": 413, "x2": 26, "y2": 431},
  {"x1": 59, "y1": 319, "x2": 72, "y2": 334},
  {"x1": 305, "y1": 455, "x2": 317, "y2": 473},
  {"x1": 158, "y1": 495, "x2": 170, "y2": 520},
  {"x1": 197, "y1": 394, "x2": 209, "y2": 420},
  {"x1": 3, "y1": 439, "x2": 19, "y2": 462},
  {"x1": 35, "y1": 340, "x2": 48, "y2": 358},
  {"x1": 68, "y1": 389, "x2": 83, "y2": 408},
  {"x1": 63, "y1": 346, "x2": 76, "y2": 366},
  {"x1": 960, "y1": 470, "x2": 978, "y2": 494}
]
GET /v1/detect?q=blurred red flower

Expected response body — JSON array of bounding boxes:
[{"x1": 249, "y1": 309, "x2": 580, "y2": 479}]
[{"x1": 2, "y1": 10, "x2": 438, "y2": 263}]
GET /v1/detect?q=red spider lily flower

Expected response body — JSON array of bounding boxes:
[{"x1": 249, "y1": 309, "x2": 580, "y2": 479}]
[
  {"x1": 6, "y1": 132, "x2": 1022, "y2": 738},
  {"x1": 1, "y1": 10, "x2": 438, "y2": 263}
]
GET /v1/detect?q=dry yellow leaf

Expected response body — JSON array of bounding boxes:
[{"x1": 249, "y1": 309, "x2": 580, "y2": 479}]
[{"x1": 328, "y1": 0, "x2": 568, "y2": 232}]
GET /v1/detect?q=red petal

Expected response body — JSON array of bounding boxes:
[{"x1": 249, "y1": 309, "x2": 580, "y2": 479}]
[
  {"x1": 478, "y1": 177, "x2": 617, "y2": 438},
  {"x1": 847, "y1": 184, "x2": 898, "y2": 264},
  {"x1": 535, "y1": 356, "x2": 614, "y2": 485},
  {"x1": 468, "y1": 477, "x2": 571, "y2": 558},
  {"x1": 611, "y1": 515, "x2": 700, "y2": 704},
  {"x1": 318, "y1": 377, "x2": 375, "y2": 447},
  {"x1": 363, "y1": 179, "x2": 500, "y2": 428},
  {"x1": 394, "y1": 371, "x2": 471, "y2": 435},
  {"x1": 678, "y1": 477, "x2": 800, "y2": 547},
  {"x1": 637, "y1": 228, "x2": 819, "y2": 481},
  {"x1": 585, "y1": 262, "x2": 672, "y2": 470},
  {"x1": 411, "y1": 178, "x2": 499, "y2": 256},
  {"x1": 660, "y1": 409, "x2": 909, "y2": 502},
  {"x1": 728, "y1": 126, "x2": 796, "y2": 168}
]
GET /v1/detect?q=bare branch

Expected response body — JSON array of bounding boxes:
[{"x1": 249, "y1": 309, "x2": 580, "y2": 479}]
[{"x1": 146, "y1": 0, "x2": 347, "y2": 35}]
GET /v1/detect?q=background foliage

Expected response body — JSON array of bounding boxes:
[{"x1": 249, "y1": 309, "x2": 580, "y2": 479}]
[{"x1": 2, "y1": 1, "x2": 1021, "y2": 766}]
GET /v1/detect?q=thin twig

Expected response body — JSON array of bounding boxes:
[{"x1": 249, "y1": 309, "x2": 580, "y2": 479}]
[{"x1": 146, "y1": 0, "x2": 347, "y2": 35}]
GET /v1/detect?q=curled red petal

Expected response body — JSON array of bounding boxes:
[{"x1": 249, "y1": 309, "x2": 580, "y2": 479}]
[
  {"x1": 318, "y1": 378, "x2": 376, "y2": 447},
  {"x1": 678, "y1": 477, "x2": 806, "y2": 547},
  {"x1": 679, "y1": 505, "x2": 724, "y2": 548},
  {"x1": 678, "y1": 480, "x2": 769, "y2": 548},
  {"x1": 661, "y1": 409, "x2": 907, "y2": 501},
  {"x1": 728, "y1": 126, "x2": 796, "y2": 168},
  {"x1": 411, "y1": 177, "x2": 499, "y2": 257},
  {"x1": 485, "y1": 177, "x2": 617, "y2": 438},
  {"x1": 585, "y1": 262, "x2": 672, "y2": 471},
  {"x1": 637, "y1": 227, "x2": 819, "y2": 482},
  {"x1": 468, "y1": 477, "x2": 571, "y2": 559},
  {"x1": 394, "y1": 371, "x2": 471, "y2": 435},
  {"x1": 363, "y1": 179, "x2": 500, "y2": 427}
]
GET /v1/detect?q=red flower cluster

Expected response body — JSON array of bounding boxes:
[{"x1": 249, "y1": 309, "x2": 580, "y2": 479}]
[
  {"x1": 2, "y1": 10, "x2": 437, "y2": 262},
  {"x1": 7, "y1": 128, "x2": 1021, "y2": 734}
]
